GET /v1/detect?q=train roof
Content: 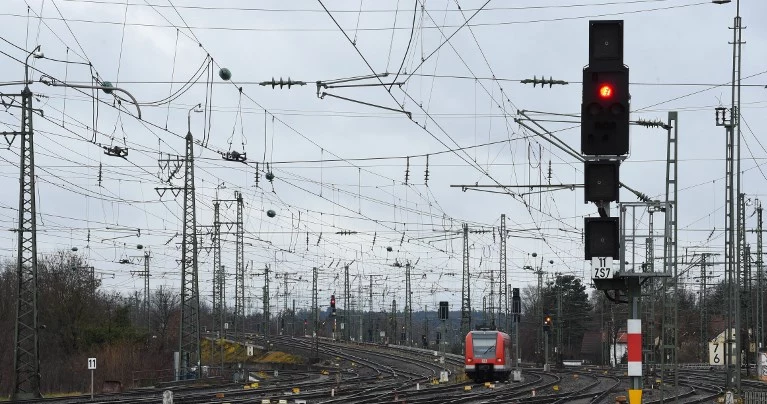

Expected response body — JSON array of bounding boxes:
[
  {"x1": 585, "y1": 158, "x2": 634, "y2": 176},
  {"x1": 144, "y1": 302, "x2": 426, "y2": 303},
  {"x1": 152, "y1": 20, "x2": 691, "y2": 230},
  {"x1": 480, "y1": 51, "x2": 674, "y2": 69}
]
[{"x1": 467, "y1": 330, "x2": 510, "y2": 337}]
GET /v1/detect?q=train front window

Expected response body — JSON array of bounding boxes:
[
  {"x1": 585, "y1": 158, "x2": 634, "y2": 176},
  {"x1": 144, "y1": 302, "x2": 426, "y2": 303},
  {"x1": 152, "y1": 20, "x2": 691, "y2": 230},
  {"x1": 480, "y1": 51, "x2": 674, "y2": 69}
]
[{"x1": 472, "y1": 334, "x2": 496, "y2": 359}]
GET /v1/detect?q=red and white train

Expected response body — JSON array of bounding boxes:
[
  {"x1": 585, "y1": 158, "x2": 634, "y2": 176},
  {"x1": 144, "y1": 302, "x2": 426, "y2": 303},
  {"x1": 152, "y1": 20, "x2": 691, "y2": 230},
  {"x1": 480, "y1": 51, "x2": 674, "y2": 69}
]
[{"x1": 464, "y1": 330, "x2": 512, "y2": 382}]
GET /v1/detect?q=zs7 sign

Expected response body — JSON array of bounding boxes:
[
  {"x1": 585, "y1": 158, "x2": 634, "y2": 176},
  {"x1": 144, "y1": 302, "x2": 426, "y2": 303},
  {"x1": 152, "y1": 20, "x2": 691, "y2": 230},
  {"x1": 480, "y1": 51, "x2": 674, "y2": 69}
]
[{"x1": 591, "y1": 257, "x2": 613, "y2": 279}]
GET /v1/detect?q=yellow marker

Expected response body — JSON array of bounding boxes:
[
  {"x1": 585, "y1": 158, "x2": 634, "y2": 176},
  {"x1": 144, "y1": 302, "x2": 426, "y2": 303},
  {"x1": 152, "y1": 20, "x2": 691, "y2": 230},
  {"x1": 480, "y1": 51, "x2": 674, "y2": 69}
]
[
  {"x1": 251, "y1": 383, "x2": 259, "y2": 388},
  {"x1": 628, "y1": 389, "x2": 642, "y2": 404},
  {"x1": 484, "y1": 382, "x2": 491, "y2": 387},
  {"x1": 553, "y1": 385, "x2": 559, "y2": 391},
  {"x1": 243, "y1": 385, "x2": 250, "y2": 390},
  {"x1": 292, "y1": 387, "x2": 300, "y2": 394},
  {"x1": 464, "y1": 385, "x2": 472, "y2": 391}
]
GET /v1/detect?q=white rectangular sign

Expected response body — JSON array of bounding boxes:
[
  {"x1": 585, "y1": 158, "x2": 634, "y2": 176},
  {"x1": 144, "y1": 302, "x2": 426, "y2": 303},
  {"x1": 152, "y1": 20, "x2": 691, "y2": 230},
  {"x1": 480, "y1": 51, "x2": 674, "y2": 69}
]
[
  {"x1": 591, "y1": 257, "x2": 613, "y2": 279},
  {"x1": 88, "y1": 357, "x2": 97, "y2": 370},
  {"x1": 708, "y1": 341, "x2": 737, "y2": 366},
  {"x1": 709, "y1": 341, "x2": 722, "y2": 365}
]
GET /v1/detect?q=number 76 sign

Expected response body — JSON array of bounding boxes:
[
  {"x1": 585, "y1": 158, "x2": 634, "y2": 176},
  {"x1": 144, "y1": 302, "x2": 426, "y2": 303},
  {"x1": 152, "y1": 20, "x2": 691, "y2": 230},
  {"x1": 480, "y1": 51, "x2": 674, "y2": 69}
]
[{"x1": 591, "y1": 257, "x2": 613, "y2": 279}]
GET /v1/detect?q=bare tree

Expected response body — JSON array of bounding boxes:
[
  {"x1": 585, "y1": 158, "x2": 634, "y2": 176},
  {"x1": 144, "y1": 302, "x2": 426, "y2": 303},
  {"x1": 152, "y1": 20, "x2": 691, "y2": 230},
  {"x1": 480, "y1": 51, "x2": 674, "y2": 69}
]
[{"x1": 150, "y1": 285, "x2": 179, "y2": 351}]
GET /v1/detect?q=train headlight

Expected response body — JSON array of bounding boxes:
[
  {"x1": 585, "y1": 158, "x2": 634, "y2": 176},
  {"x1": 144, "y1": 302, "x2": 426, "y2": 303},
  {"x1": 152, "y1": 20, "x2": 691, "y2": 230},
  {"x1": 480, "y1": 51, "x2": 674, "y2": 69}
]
[
  {"x1": 497, "y1": 358, "x2": 501, "y2": 362},
  {"x1": 467, "y1": 358, "x2": 472, "y2": 363}
]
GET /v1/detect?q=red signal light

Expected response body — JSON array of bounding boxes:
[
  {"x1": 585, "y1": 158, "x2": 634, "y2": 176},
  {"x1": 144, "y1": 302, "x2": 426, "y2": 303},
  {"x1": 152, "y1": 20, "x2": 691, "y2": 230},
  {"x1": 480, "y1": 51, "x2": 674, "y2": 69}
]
[{"x1": 598, "y1": 84, "x2": 613, "y2": 99}]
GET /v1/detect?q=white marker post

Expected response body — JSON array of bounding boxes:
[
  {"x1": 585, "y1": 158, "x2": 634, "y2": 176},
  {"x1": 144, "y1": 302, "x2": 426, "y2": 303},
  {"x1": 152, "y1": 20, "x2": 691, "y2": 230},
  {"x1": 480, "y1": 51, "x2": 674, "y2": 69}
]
[{"x1": 87, "y1": 357, "x2": 97, "y2": 400}]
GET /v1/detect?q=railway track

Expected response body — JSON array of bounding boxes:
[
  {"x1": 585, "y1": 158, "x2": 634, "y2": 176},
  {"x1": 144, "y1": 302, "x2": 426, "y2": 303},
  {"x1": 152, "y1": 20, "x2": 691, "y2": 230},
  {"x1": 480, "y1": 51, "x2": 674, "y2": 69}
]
[{"x1": 19, "y1": 336, "x2": 767, "y2": 403}]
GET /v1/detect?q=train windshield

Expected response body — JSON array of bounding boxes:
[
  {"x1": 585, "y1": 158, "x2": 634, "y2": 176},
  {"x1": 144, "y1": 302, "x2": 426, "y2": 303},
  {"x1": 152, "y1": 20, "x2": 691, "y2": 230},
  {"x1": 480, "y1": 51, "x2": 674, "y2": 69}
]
[{"x1": 472, "y1": 333, "x2": 497, "y2": 359}]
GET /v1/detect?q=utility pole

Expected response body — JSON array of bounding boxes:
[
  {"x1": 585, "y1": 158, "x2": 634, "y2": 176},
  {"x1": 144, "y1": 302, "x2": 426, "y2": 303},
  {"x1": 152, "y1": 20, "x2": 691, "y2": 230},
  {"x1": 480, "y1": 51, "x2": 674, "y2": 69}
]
[
  {"x1": 263, "y1": 264, "x2": 270, "y2": 337},
  {"x1": 391, "y1": 299, "x2": 398, "y2": 344},
  {"x1": 460, "y1": 223, "x2": 471, "y2": 340},
  {"x1": 499, "y1": 214, "x2": 508, "y2": 332},
  {"x1": 425, "y1": 305, "x2": 429, "y2": 348},
  {"x1": 358, "y1": 275, "x2": 363, "y2": 342},
  {"x1": 10, "y1": 46, "x2": 44, "y2": 400},
  {"x1": 556, "y1": 279, "x2": 563, "y2": 367},
  {"x1": 489, "y1": 268, "x2": 495, "y2": 329},
  {"x1": 179, "y1": 133, "x2": 201, "y2": 380},
  {"x1": 696, "y1": 254, "x2": 715, "y2": 363},
  {"x1": 142, "y1": 253, "x2": 150, "y2": 329},
  {"x1": 212, "y1": 201, "x2": 222, "y2": 345},
  {"x1": 156, "y1": 133, "x2": 201, "y2": 380},
  {"x1": 525, "y1": 254, "x2": 546, "y2": 362},
  {"x1": 744, "y1": 242, "x2": 752, "y2": 375},
  {"x1": 209, "y1": 192, "x2": 240, "y2": 341},
  {"x1": 660, "y1": 111, "x2": 679, "y2": 403},
  {"x1": 713, "y1": 0, "x2": 744, "y2": 393},
  {"x1": 405, "y1": 262, "x2": 412, "y2": 346},
  {"x1": 130, "y1": 252, "x2": 151, "y2": 329},
  {"x1": 344, "y1": 265, "x2": 350, "y2": 341},
  {"x1": 205, "y1": 194, "x2": 242, "y2": 337},
  {"x1": 235, "y1": 192, "x2": 245, "y2": 336},
  {"x1": 369, "y1": 275, "x2": 374, "y2": 341},
  {"x1": 757, "y1": 201, "x2": 765, "y2": 373},
  {"x1": 312, "y1": 267, "x2": 318, "y2": 361},
  {"x1": 283, "y1": 275, "x2": 288, "y2": 312}
]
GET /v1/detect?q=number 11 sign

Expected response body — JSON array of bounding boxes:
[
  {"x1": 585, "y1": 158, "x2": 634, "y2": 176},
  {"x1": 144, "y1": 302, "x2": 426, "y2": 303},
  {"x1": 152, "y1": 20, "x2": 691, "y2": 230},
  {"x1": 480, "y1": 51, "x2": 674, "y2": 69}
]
[{"x1": 591, "y1": 257, "x2": 613, "y2": 279}]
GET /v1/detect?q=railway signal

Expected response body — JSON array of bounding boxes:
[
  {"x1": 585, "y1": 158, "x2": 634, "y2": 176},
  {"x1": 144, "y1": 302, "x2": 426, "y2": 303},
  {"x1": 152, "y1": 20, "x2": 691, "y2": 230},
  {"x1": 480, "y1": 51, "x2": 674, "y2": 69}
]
[
  {"x1": 330, "y1": 295, "x2": 336, "y2": 316},
  {"x1": 582, "y1": 20, "x2": 628, "y2": 262},
  {"x1": 438, "y1": 301, "x2": 449, "y2": 321},
  {"x1": 581, "y1": 20, "x2": 630, "y2": 156}
]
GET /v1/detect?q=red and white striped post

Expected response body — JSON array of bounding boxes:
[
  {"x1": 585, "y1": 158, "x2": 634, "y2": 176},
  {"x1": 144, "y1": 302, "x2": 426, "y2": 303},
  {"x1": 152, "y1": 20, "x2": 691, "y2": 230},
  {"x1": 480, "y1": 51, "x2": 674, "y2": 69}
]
[
  {"x1": 627, "y1": 319, "x2": 642, "y2": 404},
  {"x1": 627, "y1": 319, "x2": 642, "y2": 376}
]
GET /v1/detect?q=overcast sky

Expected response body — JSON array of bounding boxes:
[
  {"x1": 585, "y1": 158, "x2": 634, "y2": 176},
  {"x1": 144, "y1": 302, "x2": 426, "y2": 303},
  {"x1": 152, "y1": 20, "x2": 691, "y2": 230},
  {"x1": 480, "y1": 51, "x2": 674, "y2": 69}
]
[{"x1": 1, "y1": 0, "x2": 766, "y2": 316}]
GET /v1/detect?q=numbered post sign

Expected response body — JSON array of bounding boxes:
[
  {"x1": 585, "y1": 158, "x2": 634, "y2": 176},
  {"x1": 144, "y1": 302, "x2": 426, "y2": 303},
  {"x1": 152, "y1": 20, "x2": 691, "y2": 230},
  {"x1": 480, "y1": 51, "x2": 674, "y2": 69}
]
[
  {"x1": 709, "y1": 342, "x2": 722, "y2": 365},
  {"x1": 591, "y1": 257, "x2": 613, "y2": 279},
  {"x1": 88, "y1": 358, "x2": 97, "y2": 370}
]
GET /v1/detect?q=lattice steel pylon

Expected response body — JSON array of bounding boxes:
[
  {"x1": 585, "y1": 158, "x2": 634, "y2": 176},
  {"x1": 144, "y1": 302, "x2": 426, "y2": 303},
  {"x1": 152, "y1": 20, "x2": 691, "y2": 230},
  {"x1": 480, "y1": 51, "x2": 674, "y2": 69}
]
[
  {"x1": 660, "y1": 112, "x2": 679, "y2": 403},
  {"x1": 211, "y1": 193, "x2": 239, "y2": 337},
  {"x1": 405, "y1": 262, "x2": 412, "y2": 346},
  {"x1": 129, "y1": 252, "x2": 151, "y2": 329},
  {"x1": 391, "y1": 299, "x2": 398, "y2": 343},
  {"x1": 343, "y1": 265, "x2": 350, "y2": 341},
  {"x1": 740, "y1": 196, "x2": 750, "y2": 374},
  {"x1": 179, "y1": 133, "x2": 201, "y2": 380},
  {"x1": 699, "y1": 254, "x2": 711, "y2": 363},
  {"x1": 312, "y1": 267, "x2": 319, "y2": 360},
  {"x1": 11, "y1": 86, "x2": 42, "y2": 400},
  {"x1": 718, "y1": 1, "x2": 744, "y2": 392},
  {"x1": 235, "y1": 191, "x2": 245, "y2": 336},
  {"x1": 642, "y1": 208, "x2": 656, "y2": 386},
  {"x1": 211, "y1": 200, "x2": 224, "y2": 367},
  {"x1": 262, "y1": 264, "x2": 270, "y2": 336},
  {"x1": 499, "y1": 214, "x2": 508, "y2": 332},
  {"x1": 460, "y1": 223, "x2": 471, "y2": 341},
  {"x1": 757, "y1": 202, "x2": 764, "y2": 359}
]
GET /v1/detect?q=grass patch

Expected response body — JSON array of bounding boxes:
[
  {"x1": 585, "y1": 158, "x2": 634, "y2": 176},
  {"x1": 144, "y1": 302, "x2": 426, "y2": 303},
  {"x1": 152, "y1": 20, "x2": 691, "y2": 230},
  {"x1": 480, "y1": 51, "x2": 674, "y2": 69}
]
[
  {"x1": 200, "y1": 338, "x2": 303, "y2": 364},
  {"x1": 45, "y1": 392, "x2": 84, "y2": 398}
]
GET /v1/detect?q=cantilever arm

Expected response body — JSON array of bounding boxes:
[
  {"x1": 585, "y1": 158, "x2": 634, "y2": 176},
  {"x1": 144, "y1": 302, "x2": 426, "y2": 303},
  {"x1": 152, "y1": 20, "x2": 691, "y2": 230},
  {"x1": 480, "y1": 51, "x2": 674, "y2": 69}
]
[{"x1": 39, "y1": 75, "x2": 141, "y2": 119}]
